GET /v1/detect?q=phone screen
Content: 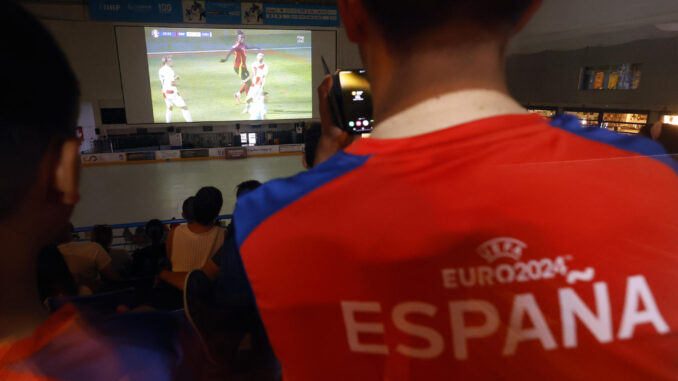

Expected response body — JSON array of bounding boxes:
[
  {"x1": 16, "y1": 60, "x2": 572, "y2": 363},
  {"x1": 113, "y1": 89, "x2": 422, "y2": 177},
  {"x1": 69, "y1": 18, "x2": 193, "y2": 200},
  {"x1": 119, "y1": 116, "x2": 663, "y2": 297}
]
[{"x1": 339, "y1": 70, "x2": 374, "y2": 134}]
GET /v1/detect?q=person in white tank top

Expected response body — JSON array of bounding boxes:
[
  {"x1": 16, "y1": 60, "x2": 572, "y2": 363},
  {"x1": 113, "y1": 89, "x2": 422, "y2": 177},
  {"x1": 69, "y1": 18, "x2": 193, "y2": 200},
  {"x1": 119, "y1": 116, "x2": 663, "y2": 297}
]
[{"x1": 166, "y1": 187, "x2": 225, "y2": 272}]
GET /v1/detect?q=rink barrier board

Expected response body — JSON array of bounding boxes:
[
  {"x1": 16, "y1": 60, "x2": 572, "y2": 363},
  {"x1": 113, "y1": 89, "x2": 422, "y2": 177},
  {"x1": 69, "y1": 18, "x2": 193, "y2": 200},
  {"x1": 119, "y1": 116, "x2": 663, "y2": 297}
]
[{"x1": 80, "y1": 144, "x2": 304, "y2": 166}]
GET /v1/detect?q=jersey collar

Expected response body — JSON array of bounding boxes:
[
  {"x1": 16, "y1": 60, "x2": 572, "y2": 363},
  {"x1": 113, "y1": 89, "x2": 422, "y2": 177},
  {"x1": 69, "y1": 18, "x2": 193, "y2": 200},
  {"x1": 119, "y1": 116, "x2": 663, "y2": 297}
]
[{"x1": 369, "y1": 89, "x2": 527, "y2": 140}]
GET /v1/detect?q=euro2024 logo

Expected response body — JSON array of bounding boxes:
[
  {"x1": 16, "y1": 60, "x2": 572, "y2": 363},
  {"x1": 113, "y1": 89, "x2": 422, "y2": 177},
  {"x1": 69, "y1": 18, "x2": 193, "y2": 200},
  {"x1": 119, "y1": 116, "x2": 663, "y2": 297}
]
[{"x1": 442, "y1": 237, "x2": 595, "y2": 289}]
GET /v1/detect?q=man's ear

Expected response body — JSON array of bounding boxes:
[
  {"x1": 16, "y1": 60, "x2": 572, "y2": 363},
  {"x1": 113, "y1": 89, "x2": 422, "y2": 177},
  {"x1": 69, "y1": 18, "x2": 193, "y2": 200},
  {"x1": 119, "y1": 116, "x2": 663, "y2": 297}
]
[
  {"x1": 338, "y1": 0, "x2": 369, "y2": 44},
  {"x1": 53, "y1": 138, "x2": 81, "y2": 206}
]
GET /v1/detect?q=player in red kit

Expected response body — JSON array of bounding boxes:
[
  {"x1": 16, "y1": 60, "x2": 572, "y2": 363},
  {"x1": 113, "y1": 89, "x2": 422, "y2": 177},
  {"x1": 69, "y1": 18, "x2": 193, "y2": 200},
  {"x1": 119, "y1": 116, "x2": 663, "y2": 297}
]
[{"x1": 220, "y1": 30, "x2": 260, "y2": 105}]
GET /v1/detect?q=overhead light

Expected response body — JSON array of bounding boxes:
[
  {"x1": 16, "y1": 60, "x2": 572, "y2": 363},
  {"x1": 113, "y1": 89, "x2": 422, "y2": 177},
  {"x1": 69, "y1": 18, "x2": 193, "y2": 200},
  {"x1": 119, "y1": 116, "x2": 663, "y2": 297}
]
[{"x1": 656, "y1": 23, "x2": 678, "y2": 31}]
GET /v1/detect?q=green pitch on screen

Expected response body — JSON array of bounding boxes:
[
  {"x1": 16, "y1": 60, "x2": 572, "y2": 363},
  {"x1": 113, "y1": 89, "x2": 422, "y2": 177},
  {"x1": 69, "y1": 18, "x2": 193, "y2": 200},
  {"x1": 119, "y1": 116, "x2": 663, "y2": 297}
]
[{"x1": 146, "y1": 29, "x2": 312, "y2": 123}]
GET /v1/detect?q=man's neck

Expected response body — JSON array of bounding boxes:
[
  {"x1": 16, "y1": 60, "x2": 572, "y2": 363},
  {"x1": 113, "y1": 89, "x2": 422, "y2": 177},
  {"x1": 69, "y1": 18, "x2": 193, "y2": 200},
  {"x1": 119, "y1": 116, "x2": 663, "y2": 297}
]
[
  {"x1": 0, "y1": 224, "x2": 48, "y2": 344},
  {"x1": 366, "y1": 40, "x2": 509, "y2": 124}
]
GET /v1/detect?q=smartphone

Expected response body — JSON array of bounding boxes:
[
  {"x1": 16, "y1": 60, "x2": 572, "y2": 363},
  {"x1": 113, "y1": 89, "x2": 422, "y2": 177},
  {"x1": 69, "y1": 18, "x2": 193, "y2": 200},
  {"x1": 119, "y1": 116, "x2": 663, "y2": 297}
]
[{"x1": 321, "y1": 57, "x2": 374, "y2": 135}]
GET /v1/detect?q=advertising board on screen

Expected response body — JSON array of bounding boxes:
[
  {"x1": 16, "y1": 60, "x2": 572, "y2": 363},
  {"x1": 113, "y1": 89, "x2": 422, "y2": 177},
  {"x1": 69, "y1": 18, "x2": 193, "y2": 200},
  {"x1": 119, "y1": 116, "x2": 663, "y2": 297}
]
[{"x1": 145, "y1": 27, "x2": 312, "y2": 123}]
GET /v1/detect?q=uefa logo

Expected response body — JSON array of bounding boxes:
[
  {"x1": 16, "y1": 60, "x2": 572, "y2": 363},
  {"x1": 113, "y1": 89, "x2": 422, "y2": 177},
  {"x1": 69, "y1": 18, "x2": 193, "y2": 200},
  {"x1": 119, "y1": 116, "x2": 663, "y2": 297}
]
[
  {"x1": 151, "y1": 29, "x2": 160, "y2": 39},
  {"x1": 476, "y1": 237, "x2": 527, "y2": 263}
]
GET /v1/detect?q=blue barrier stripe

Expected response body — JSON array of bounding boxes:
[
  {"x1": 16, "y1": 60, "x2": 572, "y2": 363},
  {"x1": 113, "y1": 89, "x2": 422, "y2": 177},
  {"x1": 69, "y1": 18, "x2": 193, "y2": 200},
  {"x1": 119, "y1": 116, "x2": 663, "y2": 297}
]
[{"x1": 73, "y1": 214, "x2": 233, "y2": 233}]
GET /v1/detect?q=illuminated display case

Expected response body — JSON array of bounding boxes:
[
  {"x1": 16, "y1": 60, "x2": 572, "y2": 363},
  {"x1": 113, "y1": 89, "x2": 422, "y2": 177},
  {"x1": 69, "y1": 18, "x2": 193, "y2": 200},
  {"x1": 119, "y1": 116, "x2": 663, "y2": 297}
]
[
  {"x1": 601, "y1": 112, "x2": 648, "y2": 134},
  {"x1": 527, "y1": 108, "x2": 557, "y2": 118},
  {"x1": 663, "y1": 115, "x2": 678, "y2": 126},
  {"x1": 563, "y1": 110, "x2": 601, "y2": 128}
]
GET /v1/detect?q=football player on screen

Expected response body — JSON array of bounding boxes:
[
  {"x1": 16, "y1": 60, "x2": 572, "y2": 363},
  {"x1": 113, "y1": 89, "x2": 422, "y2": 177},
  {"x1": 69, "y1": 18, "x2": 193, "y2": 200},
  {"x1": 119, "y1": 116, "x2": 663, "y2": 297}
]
[
  {"x1": 159, "y1": 55, "x2": 192, "y2": 123},
  {"x1": 219, "y1": 30, "x2": 260, "y2": 104},
  {"x1": 244, "y1": 52, "x2": 269, "y2": 118}
]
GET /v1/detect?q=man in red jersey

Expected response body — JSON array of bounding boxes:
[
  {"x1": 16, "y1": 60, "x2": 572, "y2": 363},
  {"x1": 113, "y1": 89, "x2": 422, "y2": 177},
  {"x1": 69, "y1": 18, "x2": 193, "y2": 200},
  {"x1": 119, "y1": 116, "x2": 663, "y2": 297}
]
[
  {"x1": 207, "y1": 0, "x2": 678, "y2": 380},
  {"x1": 220, "y1": 30, "x2": 260, "y2": 105},
  {"x1": 0, "y1": 3, "x2": 212, "y2": 379}
]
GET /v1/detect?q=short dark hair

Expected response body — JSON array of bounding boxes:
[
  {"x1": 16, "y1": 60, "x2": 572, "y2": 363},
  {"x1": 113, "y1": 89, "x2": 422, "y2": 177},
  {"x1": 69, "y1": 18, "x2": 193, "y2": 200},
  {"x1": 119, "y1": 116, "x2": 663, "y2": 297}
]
[
  {"x1": 193, "y1": 187, "x2": 223, "y2": 226},
  {"x1": 182, "y1": 196, "x2": 196, "y2": 223},
  {"x1": 361, "y1": 0, "x2": 534, "y2": 51},
  {"x1": 145, "y1": 219, "x2": 164, "y2": 244},
  {"x1": 303, "y1": 123, "x2": 322, "y2": 169},
  {"x1": 236, "y1": 180, "x2": 262, "y2": 198},
  {"x1": 0, "y1": 2, "x2": 79, "y2": 220},
  {"x1": 91, "y1": 225, "x2": 113, "y2": 250}
]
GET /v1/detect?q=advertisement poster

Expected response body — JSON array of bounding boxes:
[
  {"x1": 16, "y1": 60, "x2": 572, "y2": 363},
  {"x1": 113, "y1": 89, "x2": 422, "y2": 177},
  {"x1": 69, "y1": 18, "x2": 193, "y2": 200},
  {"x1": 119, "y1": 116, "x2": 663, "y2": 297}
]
[
  {"x1": 225, "y1": 147, "x2": 248, "y2": 159},
  {"x1": 205, "y1": 1, "x2": 240, "y2": 24},
  {"x1": 183, "y1": 0, "x2": 206, "y2": 23},
  {"x1": 90, "y1": 0, "x2": 182, "y2": 22},
  {"x1": 593, "y1": 72, "x2": 605, "y2": 89},
  {"x1": 242, "y1": 2, "x2": 264, "y2": 24},
  {"x1": 607, "y1": 72, "x2": 619, "y2": 89}
]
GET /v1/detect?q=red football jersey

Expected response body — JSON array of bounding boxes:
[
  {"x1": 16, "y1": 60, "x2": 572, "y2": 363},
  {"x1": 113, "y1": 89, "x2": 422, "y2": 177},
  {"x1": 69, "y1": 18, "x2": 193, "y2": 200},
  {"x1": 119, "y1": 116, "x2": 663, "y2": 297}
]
[
  {"x1": 234, "y1": 114, "x2": 678, "y2": 380},
  {"x1": 232, "y1": 42, "x2": 247, "y2": 69}
]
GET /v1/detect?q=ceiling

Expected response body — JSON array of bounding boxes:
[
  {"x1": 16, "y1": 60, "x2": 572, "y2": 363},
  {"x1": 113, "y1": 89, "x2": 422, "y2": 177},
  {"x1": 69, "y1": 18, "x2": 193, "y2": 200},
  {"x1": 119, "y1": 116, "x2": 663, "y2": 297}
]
[{"x1": 510, "y1": 0, "x2": 678, "y2": 54}]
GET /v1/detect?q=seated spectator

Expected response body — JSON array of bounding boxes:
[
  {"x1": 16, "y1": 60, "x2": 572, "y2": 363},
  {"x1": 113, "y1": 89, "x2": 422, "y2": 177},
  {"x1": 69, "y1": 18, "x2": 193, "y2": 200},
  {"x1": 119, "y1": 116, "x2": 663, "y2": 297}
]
[
  {"x1": 130, "y1": 219, "x2": 168, "y2": 278},
  {"x1": 0, "y1": 4, "x2": 209, "y2": 378},
  {"x1": 158, "y1": 181, "x2": 260, "y2": 290},
  {"x1": 36, "y1": 244, "x2": 78, "y2": 303},
  {"x1": 182, "y1": 181, "x2": 274, "y2": 374},
  {"x1": 132, "y1": 225, "x2": 147, "y2": 247},
  {"x1": 182, "y1": 196, "x2": 196, "y2": 224},
  {"x1": 165, "y1": 187, "x2": 225, "y2": 273},
  {"x1": 57, "y1": 223, "x2": 119, "y2": 294},
  {"x1": 91, "y1": 224, "x2": 131, "y2": 275}
]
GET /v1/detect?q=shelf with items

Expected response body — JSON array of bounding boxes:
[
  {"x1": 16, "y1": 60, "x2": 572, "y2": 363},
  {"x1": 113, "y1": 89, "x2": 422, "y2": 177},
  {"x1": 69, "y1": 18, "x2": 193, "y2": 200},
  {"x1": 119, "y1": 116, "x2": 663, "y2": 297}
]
[{"x1": 601, "y1": 112, "x2": 648, "y2": 134}]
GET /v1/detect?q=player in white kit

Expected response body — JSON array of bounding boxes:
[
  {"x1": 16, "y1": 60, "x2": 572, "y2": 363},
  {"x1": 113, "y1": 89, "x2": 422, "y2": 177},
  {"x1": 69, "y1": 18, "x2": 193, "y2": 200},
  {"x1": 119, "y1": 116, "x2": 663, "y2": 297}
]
[
  {"x1": 159, "y1": 56, "x2": 192, "y2": 123},
  {"x1": 244, "y1": 53, "x2": 268, "y2": 120}
]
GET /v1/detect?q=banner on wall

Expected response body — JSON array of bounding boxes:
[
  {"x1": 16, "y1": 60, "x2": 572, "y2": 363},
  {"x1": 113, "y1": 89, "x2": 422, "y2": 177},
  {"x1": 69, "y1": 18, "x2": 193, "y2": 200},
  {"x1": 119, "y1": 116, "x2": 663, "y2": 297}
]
[
  {"x1": 127, "y1": 152, "x2": 156, "y2": 161},
  {"x1": 208, "y1": 147, "x2": 226, "y2": 157},
  {"x1": 156, "y1": 150, "x2": 181, "y2": 160},
  {"x1": 90, "y1": 0, "x2": 183, "y2": 22},
  {"x1": 279, "y1": 144, "x2": 304, "y2": 153},
  {"x1": 91, "y1": 0, "x2": 339, "y2": 26},
  {"x1": 225, "y1": 147, "x2": 247, "y2": 159},
  {"x1": 181, "y1": 148, "x2": 209, "y2": 158},
  {"x1": 242, "y1": 2, "x2": 264, "y2": 24},
  {"x1": 246, "y1": 145, "x2": 279, "y2": 156},
  {"x1": 263, "y1": 4, "x2": 339, "y2": 27},
  {"x1": 205, "y1": 1, "x2": 240, "y2": 24},
  {"x1": 81, "y1": 153, "x2": 126, "y2": 164},
  {"x1": 182, "y1": 0, "x2": 206, "y2": 23}
]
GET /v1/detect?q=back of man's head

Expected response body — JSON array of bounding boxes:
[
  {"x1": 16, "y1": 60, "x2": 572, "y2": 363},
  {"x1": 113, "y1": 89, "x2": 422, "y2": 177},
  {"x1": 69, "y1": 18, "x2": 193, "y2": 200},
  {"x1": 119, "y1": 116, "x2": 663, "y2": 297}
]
[
  {"x1": 0, "y1": 2, "x2": 79, "y2": 221},
  {"x1": 91, "y1": 225, "x2": 113, "y2": 250},
  {"x1": 236, "y1": 180, "x2": 262, "y2": 198},
  {"x1": 145, "y1": 219, "x2": 164, "y2": 244},
  {"x1": 182, "y1": 196, "x2": 196, "y2": 223},
  {"x1": 359, "y1": 0, "x2": 535, "y2": 52},
  {"x1": 193, "y1": 187, "x2": 223, "y2": 226}
]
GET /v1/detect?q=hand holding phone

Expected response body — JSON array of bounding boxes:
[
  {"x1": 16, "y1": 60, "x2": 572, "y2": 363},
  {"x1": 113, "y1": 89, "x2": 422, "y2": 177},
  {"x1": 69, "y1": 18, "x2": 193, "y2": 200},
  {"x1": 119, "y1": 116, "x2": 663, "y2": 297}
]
[{"x1": 321, "y1": 56, "x2": 375, "y2": 135}]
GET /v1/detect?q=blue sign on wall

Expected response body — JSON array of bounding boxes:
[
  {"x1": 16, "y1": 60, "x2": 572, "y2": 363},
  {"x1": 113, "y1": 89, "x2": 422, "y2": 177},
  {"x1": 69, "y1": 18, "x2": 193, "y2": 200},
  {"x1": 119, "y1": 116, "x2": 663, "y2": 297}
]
[
  {"x1": 90, "y1": 0, "x2": 339, "y2": 27},
  {"x1": 263, "y1": 4, "x2": 340, "y2": 27},
  {"x1": 205, "y1": 2, "x2": 241, "y2": 25},
  {"x1": 90, "y1": 0, "x2": 182, "y2": 23}
]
